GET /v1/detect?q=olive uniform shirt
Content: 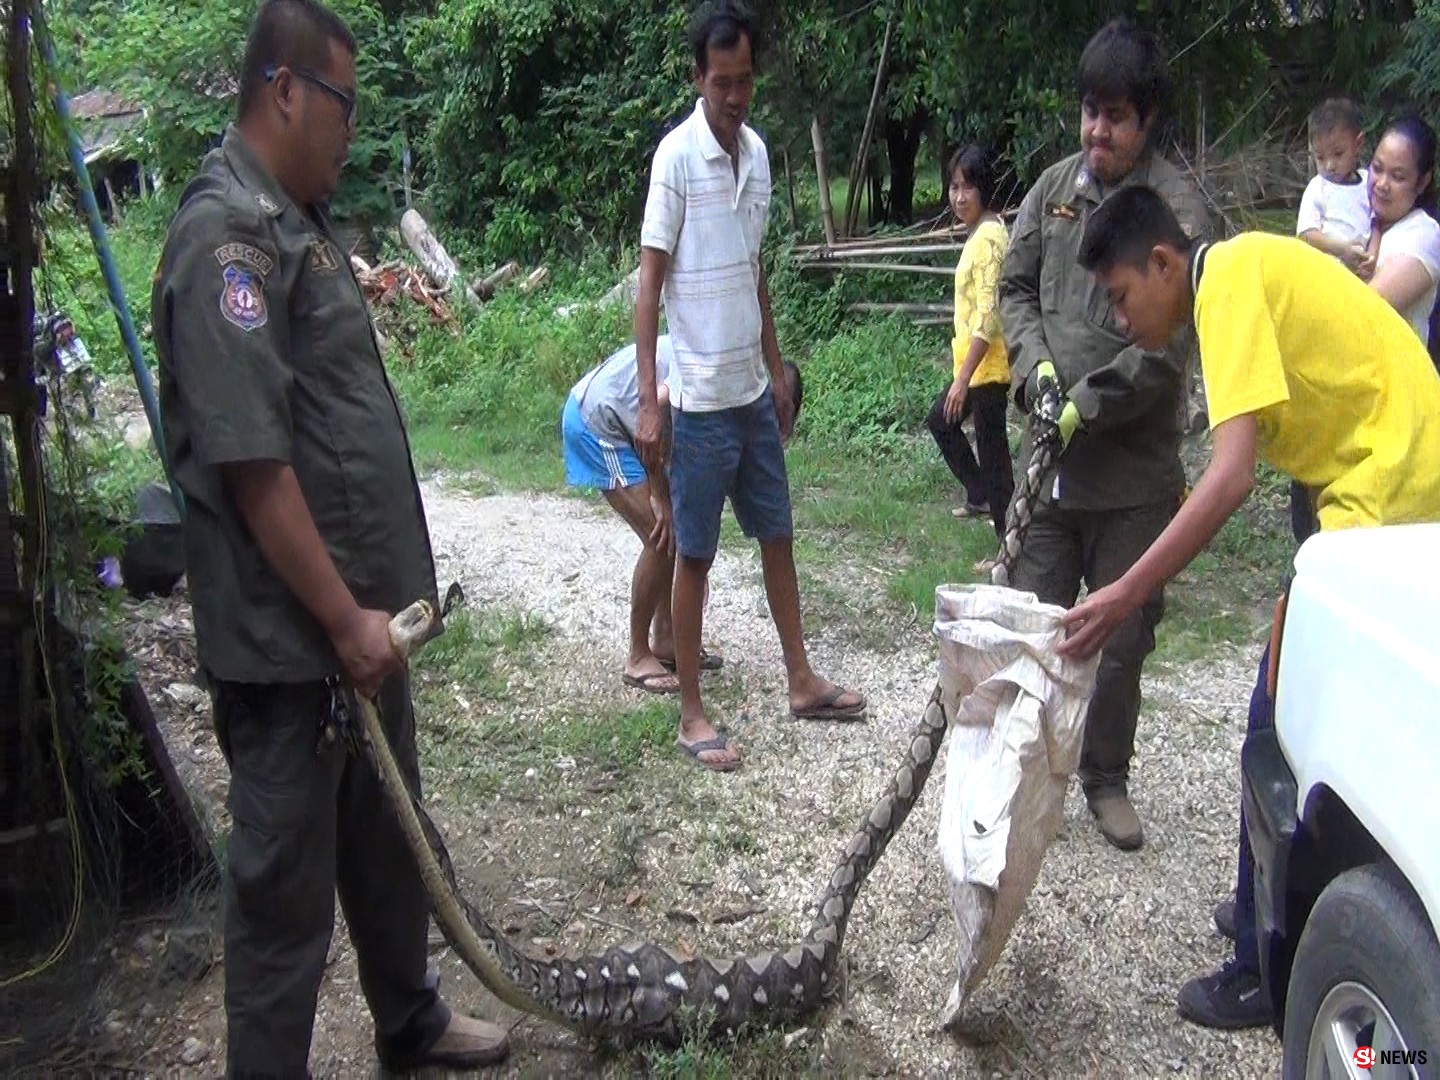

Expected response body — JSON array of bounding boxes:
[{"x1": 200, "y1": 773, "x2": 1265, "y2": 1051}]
[
  {"x1": 151, "y1": 125, "x2": 439, "y2": 684},
  {"x1": 998, "y1": 149, "x2": 1212, "y2": 510}
]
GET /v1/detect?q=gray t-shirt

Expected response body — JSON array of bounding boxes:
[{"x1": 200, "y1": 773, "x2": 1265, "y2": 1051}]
[{"x1": 571, "y1": 336, "x2": 675, "y2": 446}]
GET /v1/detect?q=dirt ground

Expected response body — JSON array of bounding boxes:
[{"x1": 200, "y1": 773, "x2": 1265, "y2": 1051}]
[{"x1": 0, "y1": 463, "x2": 1296, "y2": 1079}]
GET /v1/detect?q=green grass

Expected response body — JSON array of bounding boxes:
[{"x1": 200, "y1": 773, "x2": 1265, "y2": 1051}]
[
  {"x1": 544, "y1": 698, "x2": 678, "y2": 767},
  {"x1": 412, "y1": 607, "x2": 553, "y2": 702}
]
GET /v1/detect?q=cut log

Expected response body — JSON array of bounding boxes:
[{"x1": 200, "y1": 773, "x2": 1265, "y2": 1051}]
[
  {"x1": 471, "y1": 261, "x2": 521, "y2": 301},
  {"x1": 400, "y1": 209, "x2": 476, "y2": 306},
  {"x1": 519, "y1": 266, "x2": 550, "y2": 295}
]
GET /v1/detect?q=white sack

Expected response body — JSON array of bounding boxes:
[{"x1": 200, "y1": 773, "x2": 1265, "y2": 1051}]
[{"x1": 932, "y1": 583, "x2": 1102, "y2": 1026}]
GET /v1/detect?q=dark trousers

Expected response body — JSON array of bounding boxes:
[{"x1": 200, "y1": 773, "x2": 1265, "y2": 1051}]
[
  {"x1": 1289, "y1": 480, "x2": 1316, "y2": 545},
  {"x1": 926, "y1": 381, "x2": 1015, "y2": 539},
  {"x1": 1233, "y1": 643, "x2": 1273, "y2": 975},
  {"x1": 212, "y1": 670, "x2": 449, "y2": 1077},
  {"x1": 1009, "y1": 497, "x2": 1176, "y2": 791}
]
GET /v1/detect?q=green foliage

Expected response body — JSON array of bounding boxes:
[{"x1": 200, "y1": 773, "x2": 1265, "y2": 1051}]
[
  {"x1": 39, "y1": 190, "x2": 177, "y2": 382},
  {"x1": 796, "y1": 315, "x2": 940, "y2": 457},
  {"x1": 55, "y1": 0, "x2": 431, "y2": 221},
  {"x1": 409, "y1": 0, "x2": 693, "y2": 256},
  {"x1": 1379, "y1": 0, "x2": 1440, "y2": 116},
  {"x1": 47, "y1": 0, "x2": 1435, "y2": 245}
]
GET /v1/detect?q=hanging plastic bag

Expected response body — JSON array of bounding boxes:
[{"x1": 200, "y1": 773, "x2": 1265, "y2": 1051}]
[{"x1": 933, "y1": 583, "x2": 1102, "y2": 1026}]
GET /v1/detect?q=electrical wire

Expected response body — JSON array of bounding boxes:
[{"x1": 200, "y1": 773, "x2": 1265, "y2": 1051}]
[{"x1": 0, "y1": 7, "x2": 88, "y2": 990}]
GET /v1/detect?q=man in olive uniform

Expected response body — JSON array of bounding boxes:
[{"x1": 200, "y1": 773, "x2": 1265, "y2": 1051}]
[
  {"x1": 997, "y1": 19, "x2": 1211, "y2": 851},
  {"x1": 150, "y1": 1, "x2": 509, "y2": 1072}
]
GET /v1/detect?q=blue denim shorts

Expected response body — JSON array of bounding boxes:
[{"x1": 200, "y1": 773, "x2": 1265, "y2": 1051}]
[{"x1": 669, "y1": 385, "x2": 793, "y2": 561}]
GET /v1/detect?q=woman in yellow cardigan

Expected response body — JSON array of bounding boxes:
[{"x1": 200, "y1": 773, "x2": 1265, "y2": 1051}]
[{"x1": 926, "y1": 143, "x2": 1016, "y2": 565}]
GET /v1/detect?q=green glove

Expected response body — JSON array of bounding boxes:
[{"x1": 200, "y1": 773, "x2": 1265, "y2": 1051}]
[
  {"x1": 1025, "y1": 359, "x2": 1058, "y2": 412},
  {"x1": 1058, "y1": 399, "x2": 1082, "y2": 447}
]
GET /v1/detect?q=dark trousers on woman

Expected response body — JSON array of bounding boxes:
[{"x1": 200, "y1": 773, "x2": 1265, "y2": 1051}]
[
  {"x1": 927, "y1": 381, "x2": 1015, "y2": 539},
  {"x1": 1289, "y1": 479, "x2": 1316, "y2": 546}
]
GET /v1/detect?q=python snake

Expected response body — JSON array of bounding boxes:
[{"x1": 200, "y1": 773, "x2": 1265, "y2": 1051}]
[{"x1": 355, "y1": 397, "x2": 1064, "y2": 1045}]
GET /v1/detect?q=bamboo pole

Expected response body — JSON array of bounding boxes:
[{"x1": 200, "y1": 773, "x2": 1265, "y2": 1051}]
[
  {"x1": 843, "y1": 9, "x2": 896, "y2": 238},
  {"x1": 851, "y1": 302, "x2": 952, "y2": 315},
  {"x1": 34, "y1": 16, "x2": 185, "y2": 513},
  {"x1": 782, "y1": 144, "x2": 800, "y2": 232},
  {"x1": 810, "y1": 117, "x2": 836, "y2": 247},
  {"x1": 799, "y1": 261, "x2": 954, "y2": 276},
  {"x1": 798, "y1": 241, "x2": 968, "y2": 260},
  {"x1": 789, "y1": 208, "x2": 1018, "y2": 255}
]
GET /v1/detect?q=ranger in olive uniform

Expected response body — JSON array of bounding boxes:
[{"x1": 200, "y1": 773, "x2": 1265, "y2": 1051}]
[
  {"x1": 150, "y1": 1, "x2": 508, "y2": 1073},
  {"x1": 998, "y1": 20, "x2": 1211, "y2": 851}
]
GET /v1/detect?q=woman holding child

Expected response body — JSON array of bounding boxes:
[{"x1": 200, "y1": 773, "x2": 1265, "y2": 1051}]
[{"x1": 1368, "y1": 114, "x2": 1440, "y2": 359}]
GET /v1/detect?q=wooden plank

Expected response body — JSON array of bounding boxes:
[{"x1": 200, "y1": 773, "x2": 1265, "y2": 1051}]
[
  {"x1": 0, "y1": 590, "x2": 31, "y2": 629},
  {"x1": 0, "y1": 379, "x2": 37, "y2": 416},
  {"x1": 0, "y1": 815, "x2": 67, "y2": 848}
]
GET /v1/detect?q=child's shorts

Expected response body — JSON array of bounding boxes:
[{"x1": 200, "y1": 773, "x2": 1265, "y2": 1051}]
[{"x1": 561, "y1": 393, "x2": 647, "y2": 490}]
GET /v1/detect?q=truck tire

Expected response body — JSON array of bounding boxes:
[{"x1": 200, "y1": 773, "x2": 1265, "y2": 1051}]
[{"x1": 1282, "y1": 863, "x2": 1440, "y2": 1080}]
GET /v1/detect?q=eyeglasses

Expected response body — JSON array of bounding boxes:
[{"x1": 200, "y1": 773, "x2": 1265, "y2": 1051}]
[{"x1": 264, "y1": 64, "x2": 357, "y2": 129}]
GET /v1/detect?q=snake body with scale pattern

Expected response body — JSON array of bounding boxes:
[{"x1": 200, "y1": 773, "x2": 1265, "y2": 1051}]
[{"x1": 355, "y1": 399, "x2": 1064, "y2": 1044}]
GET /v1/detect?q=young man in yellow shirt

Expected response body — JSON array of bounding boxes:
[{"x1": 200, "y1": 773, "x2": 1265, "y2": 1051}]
[{"x1": 1056, "y1": 184, "x2": 1440, "y2": 1028}]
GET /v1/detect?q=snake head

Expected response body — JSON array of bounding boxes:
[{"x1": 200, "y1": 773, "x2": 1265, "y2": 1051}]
[
  {"x1": 1031, "y1": 379, "x2": 1066, "y2": 453},
  {"x1": 389, "y1": 599, "x2": 436, "y2": 660}
]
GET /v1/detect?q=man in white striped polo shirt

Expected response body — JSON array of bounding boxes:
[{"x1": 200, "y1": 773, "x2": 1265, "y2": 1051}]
[{"x1": 633, "y1": 2, "x2": 866, "y2": 773}]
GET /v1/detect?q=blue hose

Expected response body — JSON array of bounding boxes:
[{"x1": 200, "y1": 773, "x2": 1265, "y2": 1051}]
[{"x1": 32, "y1": 18, "x2": 184, "y2": 516}]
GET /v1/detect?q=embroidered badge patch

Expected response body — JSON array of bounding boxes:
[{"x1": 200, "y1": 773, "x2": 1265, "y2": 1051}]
[
  {"x1": 220, "y1": 264, "x2": 267, "y2": 331},
  {"x1": 309, "y1": 237, "x2": 339, "y2": 273},
  {"x1": 213, "y1": 243, "x2": 273, "y2": 333},
  {"x1": 1045, "y1": 202, "x2": 1080, "y2": 222},
  {"x1": 256, "y1": 192, "x2": 280, "y2": 215}
]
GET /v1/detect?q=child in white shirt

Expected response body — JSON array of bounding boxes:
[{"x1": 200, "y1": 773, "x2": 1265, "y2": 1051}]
[{"x1": 1297, "y1": 97, "x2": 1380, "y2": 279}]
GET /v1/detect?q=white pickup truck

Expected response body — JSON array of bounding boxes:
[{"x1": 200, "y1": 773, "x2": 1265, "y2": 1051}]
[{"x1": 1243, "y1": 522, "x2": 1440, "y2": 1078}]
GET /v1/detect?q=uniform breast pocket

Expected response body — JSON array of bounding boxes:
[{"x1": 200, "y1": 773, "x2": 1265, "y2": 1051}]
[
  {"x1": 1037, "y1": 215, "x2": 1077, "y2": 315},
  {"x1": 1084, "y1": 281, "x2": 1128, "y2": 343}
]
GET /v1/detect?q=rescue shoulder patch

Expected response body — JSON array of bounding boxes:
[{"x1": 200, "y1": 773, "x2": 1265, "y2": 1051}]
[
  {"x1": 214, "y1": 242, "x2": 272, "y2": 333},
  {"x1": 213, "y1": 242, "x2": 274, "y2": 277}
]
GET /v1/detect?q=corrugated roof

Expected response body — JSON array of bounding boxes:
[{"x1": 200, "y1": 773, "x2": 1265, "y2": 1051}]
[{"x1": 70, "y1": 88, "x2": 142, "y2": 120}]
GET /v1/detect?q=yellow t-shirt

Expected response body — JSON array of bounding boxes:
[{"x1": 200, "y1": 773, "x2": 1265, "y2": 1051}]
[
  {"x1": 1195, "y1": 231, "x2": 1440, "y2": 530},
  {"x1": 952, "y1": 217, "x2": 1010, "y2": 387}
]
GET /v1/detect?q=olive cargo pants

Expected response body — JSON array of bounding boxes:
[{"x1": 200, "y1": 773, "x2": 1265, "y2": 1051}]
[
  {"x1": 1008, "y1": 497, "x2": 1177, "y2": 792},
  {"x1": 211, "y1": 671, "x2": 450, "y2": 1077}
]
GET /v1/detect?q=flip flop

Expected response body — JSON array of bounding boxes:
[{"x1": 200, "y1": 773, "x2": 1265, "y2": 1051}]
[
  {"x1": 657, "y1": 649, "x2": 723, "y2": 673},
  {"x1": 622, "y1": 670, "x2": 680, "y2": 695},
  {"x1": 790, "y1": 686, "x2": 867, "y2": 722},
  {"x1": 678, "y1": 734, "x2": 741, "y2": 773}
]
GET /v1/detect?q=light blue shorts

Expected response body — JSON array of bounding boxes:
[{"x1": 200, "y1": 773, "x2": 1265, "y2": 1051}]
[{"x1": 561, "y1": 393, "x2": 647, "y2": 490}]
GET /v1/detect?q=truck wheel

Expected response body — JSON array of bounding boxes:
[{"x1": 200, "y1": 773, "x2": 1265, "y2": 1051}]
[{"x1": 1282, "y1": 863, "x2": 1440, "y2": 1080}]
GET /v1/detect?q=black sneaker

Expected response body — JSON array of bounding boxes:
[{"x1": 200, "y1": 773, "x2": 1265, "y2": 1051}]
[
  {"x1": 1177, "y1": 961, "x2": 1272, "y2": 1029},
  {"x1": 1214, "y1": 899, "x2": 1237, "y2": 941}
]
